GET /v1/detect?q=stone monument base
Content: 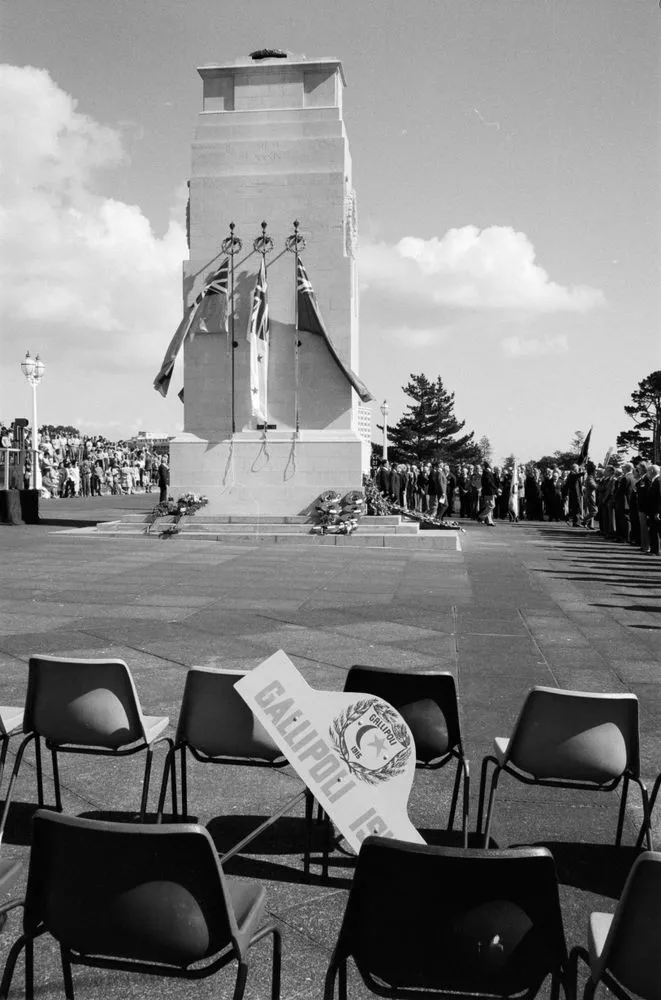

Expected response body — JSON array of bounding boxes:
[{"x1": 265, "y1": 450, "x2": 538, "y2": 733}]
[{"x1": 170, "y1": 431, "x2": 369, "y2": 517}]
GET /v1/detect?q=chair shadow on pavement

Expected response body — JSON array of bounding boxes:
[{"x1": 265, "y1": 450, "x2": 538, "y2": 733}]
[{"x1": 509, "y1": 839, "x2": 637, "y2": 899}]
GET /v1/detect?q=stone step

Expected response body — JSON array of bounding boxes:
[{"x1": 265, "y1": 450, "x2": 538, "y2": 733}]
[
  {"x1": 96, "y1": 519, "x2": 419, "y2": 536},
  {"x1": 92, "y1": 526, "x2": 460, "y2": 550},
  {"x1": 130, "y1": 513, "x2": 404, "y2": 526}
]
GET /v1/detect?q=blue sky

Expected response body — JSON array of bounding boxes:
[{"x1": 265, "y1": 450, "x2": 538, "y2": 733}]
[{"x1": 1, "y1": 0, "x2": 659, "y2": 461}]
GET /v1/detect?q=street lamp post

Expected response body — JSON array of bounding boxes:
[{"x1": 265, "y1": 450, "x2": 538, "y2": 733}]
[
  {"x1": 20, "y1": 352, "x2": 46, "y2": 490},
  {"x1": 380, "y1": 399, "x2": 389, "y2": 462}
]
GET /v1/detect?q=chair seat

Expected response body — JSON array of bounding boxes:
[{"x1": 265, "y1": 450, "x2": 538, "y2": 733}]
[
  {"x1": 494, "y1": 737, "x2": 510, "y2": 764},
  {"x1": 0, "y1": 708, "x2": 23, "y2": 737},
  {"x1": 142, "y1": 716, "x2": 170, "y2": 744},
  {"x1": 588, "y1": 911, "x2": 613, "y2": 969},
  {"x1": 226, "y1": 878, "x2": 266, "y2": 934}
]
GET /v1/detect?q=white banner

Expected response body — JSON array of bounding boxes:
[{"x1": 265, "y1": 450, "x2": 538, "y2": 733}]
[{"x1": 234, "y1": 651, "x2": 424, "y2": 854}]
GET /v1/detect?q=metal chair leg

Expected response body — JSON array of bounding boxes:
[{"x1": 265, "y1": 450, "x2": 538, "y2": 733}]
[
  {"x1": 447, "y1": 756, "x2": 462, "y2": 831},
  {"x1": 271, "y1": 926, "x2": 282, "y2": 1000},
  {"x1": 139, "y1": 746, "x2": 154, "y2": 821},
  {"x1": 483, "y1": 765, "x2": 502, "y2": 848},
  {"x1": 155, "y1": 748, "x2": 173, "y2": 823},
  {"x1": 615, "y1": 775, "x2": 629, "y2": 847},
  {"x1": 476, "y1": 754, "x2": 496, "y2": 836},
  {"x1": 0, "y1": 732, "x2": 37, "y2": 846},
  {"x1": 0, "y1": 934, "x2": 27, "y2": 999},
  {"x1": 51, "y1": 749, "x2": 62, "y2": 812},
  {"x1": 461, "y1": 759, "x2": 471, "y2": 848},
  {"x1": 35, "y1": 736, "x2": 44, "y2": 806},
  {"x1": 304, "y1": 788, "x2": 313, "y2": 881},
  {"x1": 180, "y1": 746, "x2": 188, "y2": 820},
  {"x1": 233, "y1": 960, "x2": 249, "y2": 1000},
  {"x1": 0, "y1": 739, "x2": 9, "y2": 794},
  {"x1": 60, "y1": 947, "x2": 75, "y2": 1000}
]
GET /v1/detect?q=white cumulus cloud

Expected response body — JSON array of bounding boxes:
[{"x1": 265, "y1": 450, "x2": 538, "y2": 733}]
[
  {"x1": 359, "y1": 226, "x2": 604, "y2": 313},
  {"x1": 0, "y1": 65, "x2": 187, "y2": 370}
]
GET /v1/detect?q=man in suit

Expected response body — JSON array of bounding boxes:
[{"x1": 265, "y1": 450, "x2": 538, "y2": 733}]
[
  {"x1": 157, "y1": 456, "x2": 170, "y2": 504},
  {"x1": 647, "y1": 464, "x2": 661, "y2": 556}
]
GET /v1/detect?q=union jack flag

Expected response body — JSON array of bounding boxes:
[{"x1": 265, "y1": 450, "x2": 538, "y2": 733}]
[
  {"x1": 248, "y1": 258, "x2": 269, "y2": 421},
  {"x1": 296, "y1": 259, "x2": 374, "y2": 404},
  {"x1": 153, "y1": 257, "x2": 229, "y2": 397}
]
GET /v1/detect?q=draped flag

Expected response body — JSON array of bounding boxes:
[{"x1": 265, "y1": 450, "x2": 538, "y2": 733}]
[
  {"x1": 248, "y1": 257, "x2": 269, "y2": 422},
  {"x1": 578, "y1": 426, "x2": 593, "y2": 466},
  {"x1": 296, "y1": 259, "x2": 374, "y2": 403},
  {"x1": 153, "y1": 258, "x2": 229, "y2": 398}
]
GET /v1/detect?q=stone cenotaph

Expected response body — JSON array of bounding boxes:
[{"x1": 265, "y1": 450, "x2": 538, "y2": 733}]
[{"x1": 169, "y1": 51, "x2": 372, "y2": 516}]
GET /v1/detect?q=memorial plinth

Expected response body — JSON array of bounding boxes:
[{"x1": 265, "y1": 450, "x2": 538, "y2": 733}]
[{"x1": 170, "y1": 52, "x2": 370, "y2": 516}]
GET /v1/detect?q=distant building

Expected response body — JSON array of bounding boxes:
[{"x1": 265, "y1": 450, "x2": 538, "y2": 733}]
[{"x1": 130, "y1": 431, "x2": 173, "y2": 449}]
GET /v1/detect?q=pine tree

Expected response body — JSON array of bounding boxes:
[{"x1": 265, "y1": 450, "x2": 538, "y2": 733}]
[
  {"x1": 386, "y1": 374, "x2": 476, "y2": 464},
  {"x1": 616, "y1": 370, "x2": 661, "y2": 462}
]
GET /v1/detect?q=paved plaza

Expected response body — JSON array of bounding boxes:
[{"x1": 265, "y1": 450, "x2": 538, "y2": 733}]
[{"x1": 0, "y1": 498, "x2": 660, "y2": 999}]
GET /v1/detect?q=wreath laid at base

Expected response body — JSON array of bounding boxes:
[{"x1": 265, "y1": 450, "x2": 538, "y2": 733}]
[
  {"x1": 310, "y1": 489, "x2": 365, "y2": 535},
  {"x1": 147, "y1": 493, "x2": 208, "y2": 536}
]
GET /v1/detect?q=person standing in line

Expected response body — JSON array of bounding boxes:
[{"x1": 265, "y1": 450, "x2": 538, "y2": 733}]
[
  {"x1": 417, "y1": 464, "x2": 429, "y2": 513},
  {"x1": 646, "y1": 464, "x2": 660, "y2": 556},
  {"x1": 435, "y1": 463, "x2": 448, "y2": 520},
  {"x1": 470, "y1": 464, "x2": 482, "y2": 519},
  {"x1": 158, "y1": 456, "x2": 169, "y2": 504},
  {"x1": 478, "y1": 462, "x2": 498, "y2": 526},
  {"x1": 581, "y1": 462, "x2": 598, "y2": 529},
  {"x1": 541, "y1": 468, "x2": 555, "y2": 521},
  {"x1": 562, "y1": 463, "x2": 583, "y2": 527}
]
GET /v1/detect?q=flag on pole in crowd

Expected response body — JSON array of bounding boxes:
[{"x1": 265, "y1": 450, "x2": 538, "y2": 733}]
[
  {"x1": 248, "y1": 257, "x2": 269, "y2": 422},
  {"x1": 153, "y1": 259, "x2": 229, "y2": 398},
  {"x1": 578, "y1": 426, "x2": 593, "y2": 466},
  {"x1": 296, "y1": 259, "x2": 374, "y2": 403}
]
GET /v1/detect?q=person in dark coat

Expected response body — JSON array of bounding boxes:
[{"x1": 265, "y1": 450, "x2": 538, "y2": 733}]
[
  {"x1": 562, "y1": 464, "x2": 583, "y2": 526},
  {"x1": 525, "y1": 468, "x2": 543, "y2": 521},
  {"x1": 477, "y1": 463, "x2": 498, "y2": 526},
  {"x1": 157, "y1": 457, "x2": 170, "y2": 504},
  {"x1": 375, "y1": 460, "x2": 391, "y2": 497},
  {"x1": 646, "y1": 464, "x2": 661, "y2": 556},
  {"x1": 540, "y1": 469, "x2": 556, "y2": 521}
]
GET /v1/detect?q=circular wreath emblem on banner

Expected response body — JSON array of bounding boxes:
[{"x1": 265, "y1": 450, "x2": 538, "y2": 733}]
[{"x1": 329, "y1": 697, "x2": 412, "y2": 785}]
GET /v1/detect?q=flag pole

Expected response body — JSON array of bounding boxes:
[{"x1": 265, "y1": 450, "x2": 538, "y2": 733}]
[
  {"x1": 221, "y1": 222, "x2": 242, "y2": 436},
  {"x1": 252, "y1": 221, "x2": 274, "y2": 432},
  {"x1": 286, "y1": 219, "x2": 306, "y2": 437}
]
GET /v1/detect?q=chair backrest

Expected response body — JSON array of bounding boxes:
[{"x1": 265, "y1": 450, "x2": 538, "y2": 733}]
[
  {"x1": 598, "y1": 851, "x2": 661, "y2": 1000},
  {"x1": 334, "y1": 837, "x2": 567, "y2": 995},
  {"x1": 24, "y1": 656, "x2": 146, "y2": 748},
  {"x1": 506, "y1": 687, "x2": 639, "y2": 782},
  {"x1": 25, "y1": 810, "x2": 236, "y2": 967},
  {"x1": 344, "y1": 666, "x2": 462, "y2": 762},
  {"x1": 176, "y1": 667, "x2": 282, "y2": 761}
]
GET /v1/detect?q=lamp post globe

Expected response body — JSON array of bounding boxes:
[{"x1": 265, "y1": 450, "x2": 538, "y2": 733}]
[
  {"x1": 20, "y1": 352, "x2": 46, "y2": 490},
  {"x1": 380, "y1": 399, "x2": 389, "y2": 462}
]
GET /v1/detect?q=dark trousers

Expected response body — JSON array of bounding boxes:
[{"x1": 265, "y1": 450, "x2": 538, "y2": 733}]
[
  {"x1": 159, "y1": 484, "x2": 167, "y2": 503},
  {"x1": 649, "y1": 516, "x2": 660, "y2": 555}
]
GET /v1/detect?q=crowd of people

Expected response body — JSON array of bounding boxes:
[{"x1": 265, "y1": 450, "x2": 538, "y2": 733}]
[
  {"x1": 0, "y1": 424, "x2": 170, "y2": 502},
  {"x1": 372, "y1": 457, "x2": 661, "y2": 554}
]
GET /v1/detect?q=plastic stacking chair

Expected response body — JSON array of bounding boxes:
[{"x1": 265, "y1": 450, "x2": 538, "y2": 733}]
[
  {"x1": 0, "y1": 655, "x2": 172, "y2": 841},
  {"x1": 476, "y1": 687, "x2": 650, "y2": 849},
  {"x1": 325, "y1": 837, "x2": 570, "y2": 1000},
  {"x1": 156, "y1": 667, "x2": 310, "y2": 871},
  {"x1": 344, "y1": 666, "x2": 470, "y2": 845},
  {"x1": 570, "y1": 851, "x2": 661, "y2": 1000},
  {"x1": 0, "y1": 810, "x2": 281, "y2": 1000},
  {"x1": 0, "y1": 707, "x2": 24, "y2": 792}
]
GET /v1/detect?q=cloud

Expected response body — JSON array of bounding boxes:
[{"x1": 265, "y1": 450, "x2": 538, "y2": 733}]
[
  {"x1": 0, "y1": 65, "x2": 187, "y2": 370},
  {"x1": 359, "y1": 226, "x2": 604, "y2": 314},
  {"x1": 501, "y1": 334, "x2": 569, "y2": 357}
]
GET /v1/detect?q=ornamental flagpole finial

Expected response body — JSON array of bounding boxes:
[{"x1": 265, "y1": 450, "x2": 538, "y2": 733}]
[
  {"x1": 286, "y1": 219, "x2": 306, "y2": 254},
  {"x1": 253, "y1": 221, "x2": 274, "y2": 256},
  {"x1": 222, "y1": 222, "x2": 242, "y2": 256}
]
